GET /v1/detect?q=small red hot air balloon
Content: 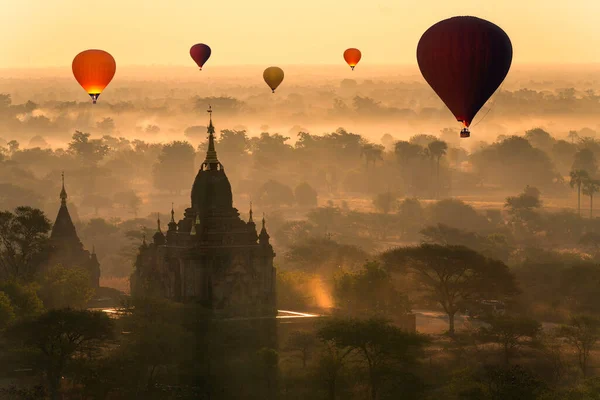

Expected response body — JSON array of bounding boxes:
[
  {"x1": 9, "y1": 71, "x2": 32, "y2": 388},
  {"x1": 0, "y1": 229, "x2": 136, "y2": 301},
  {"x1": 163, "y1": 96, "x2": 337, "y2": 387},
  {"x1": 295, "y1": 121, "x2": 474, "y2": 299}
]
[
  {"x1": 190, "y1": 44, "x2": 212, "y2": 71},
  {"x1": 417, "y1": 16, "x2": 513, "y2": 138},
  {"x1": 72, "y1": 50, "x2": 116, "y2": 104},
  {"x1": 343, "y1": 48, "x2": 361, "y2": 70}
]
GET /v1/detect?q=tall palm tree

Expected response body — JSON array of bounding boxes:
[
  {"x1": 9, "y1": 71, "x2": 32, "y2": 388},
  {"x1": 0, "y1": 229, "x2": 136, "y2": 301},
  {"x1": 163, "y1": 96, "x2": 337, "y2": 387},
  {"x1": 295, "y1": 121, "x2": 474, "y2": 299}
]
[
  {"x1": 428, "y1": 140, "x2": 448, "y2": 198},
  {"x1": 583, "y1": 178, "x2": 600, "y2": 218},
  {"x1": 360, "y1": 143, "x2": 384, "y2": 169},
  {"x1": 570, "y1": 169, "x2": 590, "y2": 216}
]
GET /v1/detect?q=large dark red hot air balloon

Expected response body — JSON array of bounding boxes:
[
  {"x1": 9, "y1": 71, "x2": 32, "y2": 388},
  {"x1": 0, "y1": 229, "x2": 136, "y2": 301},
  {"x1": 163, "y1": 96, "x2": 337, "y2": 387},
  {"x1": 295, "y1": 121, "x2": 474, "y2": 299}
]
[
  {"x1": 417, "y1": 16, "x2": 512, "y2": 138},
  {"x1": 190, "y1": 43, "x2": 212, "y2": 70}
]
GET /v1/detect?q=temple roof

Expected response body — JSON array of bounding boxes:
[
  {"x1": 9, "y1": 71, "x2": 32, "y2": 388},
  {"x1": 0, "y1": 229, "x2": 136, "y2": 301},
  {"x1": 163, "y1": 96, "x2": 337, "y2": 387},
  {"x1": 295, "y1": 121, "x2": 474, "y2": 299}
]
[
  {"x1": 50, "y1": 172, "x2": 80, "y2": 243},
  {"x1": 191, "y1": 106, "x2": 233, "y2": 214}
]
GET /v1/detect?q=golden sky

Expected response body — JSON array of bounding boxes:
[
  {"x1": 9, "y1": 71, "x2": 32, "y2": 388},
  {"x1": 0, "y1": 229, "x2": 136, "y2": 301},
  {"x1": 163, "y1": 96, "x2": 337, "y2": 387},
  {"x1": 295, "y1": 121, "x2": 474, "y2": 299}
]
[{"x1": 0, "y1": 0, "x2": 599, "y2": 68}]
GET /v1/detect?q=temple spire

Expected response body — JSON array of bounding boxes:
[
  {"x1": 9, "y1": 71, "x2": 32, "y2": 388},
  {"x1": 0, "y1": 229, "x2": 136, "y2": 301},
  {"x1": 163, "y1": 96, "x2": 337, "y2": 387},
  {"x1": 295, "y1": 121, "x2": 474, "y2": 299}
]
[
  {"x1": 60, "y1": 171, "x2": 67, "y2": 205},
  {"x1": 259, "y1": 212, "x2": 270, "y2": 244},
  {"x1": 203, "y1": 105, "x2": 219, "y2": 165},
  {"x1": 249, "y1": 201, "x2": 253, "y2": 223},
  {"x1": 157, "y1": 213, "x2": 162, "y2": 233},
  {"x1": 170, "y1": 203, "x2": 175, "y2": 223}
]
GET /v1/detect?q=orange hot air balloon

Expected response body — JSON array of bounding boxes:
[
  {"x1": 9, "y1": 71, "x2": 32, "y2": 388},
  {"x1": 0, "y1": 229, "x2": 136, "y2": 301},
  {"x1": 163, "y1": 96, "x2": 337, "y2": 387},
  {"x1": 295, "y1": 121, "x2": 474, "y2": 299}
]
[
  {"x1": 72, "y1": 50, "x2": 116, "y2": 104},
  {"x1": 343, "y1": 48, "x2": 361, "y2": 70},
  {"x1": 263, "y1": 67, "x2": 284, "y2": 93}
]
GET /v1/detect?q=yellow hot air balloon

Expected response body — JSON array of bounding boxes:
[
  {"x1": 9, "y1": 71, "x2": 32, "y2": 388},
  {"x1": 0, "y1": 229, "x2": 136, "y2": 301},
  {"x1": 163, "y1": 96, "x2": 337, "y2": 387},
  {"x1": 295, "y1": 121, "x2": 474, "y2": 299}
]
[{"x1": 263, "y1": 67, "x2": 284, "y2": 93}]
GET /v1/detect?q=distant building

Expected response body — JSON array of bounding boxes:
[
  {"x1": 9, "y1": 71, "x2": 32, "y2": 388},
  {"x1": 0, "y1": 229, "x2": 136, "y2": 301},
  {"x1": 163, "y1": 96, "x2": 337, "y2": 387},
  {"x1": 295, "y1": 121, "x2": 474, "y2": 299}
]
[
  {"x1": 131, "y1": 107, "x2": 277, "y2": 317},
  {"x1": 48, "y1": 173, "x2": 100, "y2": 288}
]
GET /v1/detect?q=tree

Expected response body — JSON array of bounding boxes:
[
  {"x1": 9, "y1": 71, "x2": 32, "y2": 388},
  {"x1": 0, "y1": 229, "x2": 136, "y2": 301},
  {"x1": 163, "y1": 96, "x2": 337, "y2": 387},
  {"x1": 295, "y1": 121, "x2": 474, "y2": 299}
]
[
  {"x1": 81, "y1": 194, "x2": 113, "y2": 215},
  {"x1": 68, "y1": 131, "x2": 109, "y2": 165},
  {"x1": 479, "y1": 364, "x2": 546, "y2": 400},
  {"x1": 427, "y1": 140, "x2": 448, "y2": 198},
  {"x1": 113, "y1": 190, "x2": 142, "y2": 217},
  {"x1": 151, "y1": 141, "x2": 196, "y2": 194},
  {"x1": 372, "y1": 191, "x2": 398, "y2": 214},
  {"x1": 294, "y1": 182, "x2": 318, "y2": 207},
  {"x1": 557, "y1": 314, "x2": 600, "y2": 378},
  {"x1": 504, "y1": 186, "x2": 543, "y2": 234},
  {"x1": 334, "y1": 261, "x2": 410, "y2": 318},
  {"x1": 145, "y1": 124, "x2": 160, "y2": 134},
  {"x1": 318, "y1": 318, "x2": 427, "y2": 400},
  {"x1": 420, "y1": 224, "x2": 511, "y2": 263},
  {"x1": 7, "y1": 140, "x2": 19, "y2": 154},
  {"x1": 470, "y1": 136, "x2": 558, "y2": 191},
  {"x1": 572, "y1": 148, "x2": 598, "y2": 176},
  {"x1": 582, "y1": 178, "x2": 600, "y2": 218},
  {"x1": 398, "y1": 198, "x2": 424, "y2": 239},
  {"x1": 0, "y1": 206, "x2": 51, "y2": 280},
  {"x1": 381, "y1": 244, "x2": 519, "y2": 335},
  {"x1": 38, "y1": 265, "x2": 95, "y2": 309},
  {"x1": 360, "y1": 143, "x2": 384, "y2": 169},
  {"x1": 479, "y1": 315, "x2": 541, "y2": 365},
  {"x1": 568, "y1": 130, "x2": 580, "y2": 144},
  {"x1": 183, "y1": 125, "x2": 208, "y2": 143},
  {"x1": 96, "y1": 117, "x2": 115, "y2": 134},
  {"x1": 394, "y1": 141, "x2": 424, "y2": 193},
  {"x1": 0, "y1": 281, "x2": 44, "y2": 319},
  {"x1": 120, "y1": 297, "x2": 193, "y2": 391},
  {"x1": 28, "y1": 135, "x2": 49, "y2": 148},
  {"x1": 0, "y1": 291, "x2": 15, "y2": 331},
  {"x1": 6, "y1": 309, "x2": 114, "y2": 400},
  {"x1": 570, "y1": 169, "x2": 590, "y2": 216},
  {"x1": 286, "y1": 330, "x2": 317, "y2": 368},
  {"x1": 524, "y1": 128, "x2": 555, "y2": 153},
  {"x1": 256, "y1": 180, "x2": 295, "y2": 206}
]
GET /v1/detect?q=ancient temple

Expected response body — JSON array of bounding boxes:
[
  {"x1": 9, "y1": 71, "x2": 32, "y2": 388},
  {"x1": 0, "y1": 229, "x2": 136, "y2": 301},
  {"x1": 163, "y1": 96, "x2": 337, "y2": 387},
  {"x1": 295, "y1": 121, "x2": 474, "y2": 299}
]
[
  {"x1": 49, "y1": 173, "x2": 101, "y2": 288},
  {"x1": 131, "y1": 107, "x2": 277, "y2": 317}
]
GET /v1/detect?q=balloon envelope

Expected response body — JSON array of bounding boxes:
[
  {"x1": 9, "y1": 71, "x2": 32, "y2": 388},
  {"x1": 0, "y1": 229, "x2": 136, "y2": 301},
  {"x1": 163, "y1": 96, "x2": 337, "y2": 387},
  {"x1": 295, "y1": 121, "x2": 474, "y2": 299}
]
[
  {"x1": 263, "y1": 67, "x2": 284, "y2": 93},
  {"x1": 416, "y1": 16, "x2": 512, "y2": 127},
  {"x1": 72, "y1": 50, "x2": 116, "y2": 104},
  {"x1": 190, "y1": 43, "x2": 212, "y2": 70},
  {"x1": 343, "y1": 48, "x2": 361, "y2": 70}
]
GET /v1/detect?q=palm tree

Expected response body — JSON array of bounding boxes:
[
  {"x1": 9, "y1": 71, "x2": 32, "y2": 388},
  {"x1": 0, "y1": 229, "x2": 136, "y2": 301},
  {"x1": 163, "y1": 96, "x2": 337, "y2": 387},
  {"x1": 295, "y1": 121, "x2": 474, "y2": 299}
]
[
  {"x1": 428, "y1": 140, "x2": 448, "y2": 198},
  {"x1": 570, "y1": 169, "x2": 590, "y2": 216},
  {"x1": 583, "y1": 178, "x2": 600, "y2": 218},
  {"x1": 360, "y1": 143, "x2": 384, "y2": 169}
]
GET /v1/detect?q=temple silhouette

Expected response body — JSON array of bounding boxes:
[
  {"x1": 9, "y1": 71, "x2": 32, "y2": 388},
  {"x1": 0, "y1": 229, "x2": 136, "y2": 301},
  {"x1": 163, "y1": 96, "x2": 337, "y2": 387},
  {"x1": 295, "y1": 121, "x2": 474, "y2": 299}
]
[
  {"x1": 49, "y1": 172, "x2": 101, "y2": 288},
  {"x1": 131, "y1": 107, "x2": 277, "y2": 317}
]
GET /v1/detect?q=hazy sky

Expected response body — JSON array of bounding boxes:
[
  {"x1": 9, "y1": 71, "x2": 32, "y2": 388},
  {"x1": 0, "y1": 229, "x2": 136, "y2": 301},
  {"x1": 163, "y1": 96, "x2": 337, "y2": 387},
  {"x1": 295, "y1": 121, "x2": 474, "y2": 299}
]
[{"x1": 1, "y1": 0, "x2": 599, "y2": 68}]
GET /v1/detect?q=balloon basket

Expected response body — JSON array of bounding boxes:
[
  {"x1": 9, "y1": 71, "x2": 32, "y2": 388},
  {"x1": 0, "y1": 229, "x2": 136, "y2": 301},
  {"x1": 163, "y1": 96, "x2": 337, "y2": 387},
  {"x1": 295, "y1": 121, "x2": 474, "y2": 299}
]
[{"x1": 460, "y1": 129, "x2": 470, "y2": 138}]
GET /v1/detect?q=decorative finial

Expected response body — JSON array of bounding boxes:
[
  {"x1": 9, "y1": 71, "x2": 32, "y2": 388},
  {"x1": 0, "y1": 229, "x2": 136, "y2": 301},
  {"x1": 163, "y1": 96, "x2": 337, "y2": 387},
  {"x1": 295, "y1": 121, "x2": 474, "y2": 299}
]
[
  {"x1": 203, "y1": 105, "x2": 219, "y2": 166},
  {"x1": 170, "y1": 203, "x2": 175, "y2": 223},
  {"x1": 262, "y1": 212, "x2": 266, "y2": 229},
  {"x1": 60, "y1": 171, "x2": 67, "y2": 205},
  {"x1": 157, "y1": 212, "x2": 161, "y2": 232},
  {"x1": 249, "y1": 201, "x2": 253, "y2": 223},
  {"x1": 142, "y1": 232, "x2": 146, "y2": 246}
]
